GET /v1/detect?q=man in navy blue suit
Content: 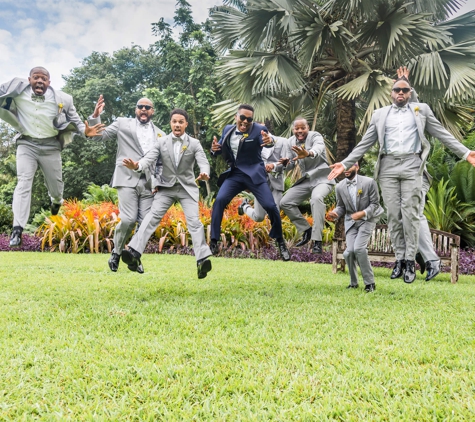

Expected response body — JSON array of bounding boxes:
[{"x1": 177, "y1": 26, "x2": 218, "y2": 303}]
[{"x1": 209, "y1": 104, "x2": 290, "y2": 261}]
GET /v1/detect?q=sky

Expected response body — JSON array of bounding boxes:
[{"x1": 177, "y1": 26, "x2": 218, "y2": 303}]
[{"x1": 1, "y1": 0, "x2": 475, "y2": 88}]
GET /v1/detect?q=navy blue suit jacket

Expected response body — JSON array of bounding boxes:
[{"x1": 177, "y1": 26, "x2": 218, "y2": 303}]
[{"x1": 212, "y1": 123, "x2": 269, "y2": 186}]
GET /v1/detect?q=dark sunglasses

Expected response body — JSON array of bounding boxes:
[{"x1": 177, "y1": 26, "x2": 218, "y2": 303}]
[
  {"x1": 137, "y1": 104, "x2": 153, "y2": 110},
  {"x1": 238, "y1": 114, "x2": 253, "y2": 123},
  {"x1": 392, "y1": 87, "x2": 412, "y2": 94}
]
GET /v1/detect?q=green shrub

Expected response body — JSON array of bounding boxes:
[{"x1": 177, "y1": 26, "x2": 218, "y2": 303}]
[{"x1": 0, "y1": 202, "x2": 13, "y2": 234}]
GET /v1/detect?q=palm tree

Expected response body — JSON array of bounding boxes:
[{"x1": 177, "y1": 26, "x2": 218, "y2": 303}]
[{"x1": 210, "y1": 0, "x2": 475, "y2": 162}]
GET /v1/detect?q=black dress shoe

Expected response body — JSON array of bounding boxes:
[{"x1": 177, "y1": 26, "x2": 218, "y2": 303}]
[
  {"x1": 347, "y1": 284, "x2": 359, "y2": 289},
  {"x1": 197, "y1": 257, "x2": 212, "y2": 279},
  {"x1": 9, "y1": 226, "x2": 23, "y2": 248},
  {"x1": 51, "y1": 202, "x2": 61, "y2": 216},
  {"x1": 209, "y1": 240, "x2": 219, "y2": 256},
  {"x1": 364, "y1": 283, "x2": 376, "y2": 293},
  {"x1": 415, "y1": 252, "x2": 425, "y2": 274},
  {"x1": 121, "y1": 247, "x2": 143, "y2": 273},
  {"x1": 312, "y1": 240, "x2": 323, "y2": 254},
  {"x1": 425, "y1": 260, "x2": 441, "y2": 281},
  {"x1": 108, "y1": 252, "x2": 120, "y2": 272},
  {"x1": 403, "y1": 260, "x2": 416, "y2": 283},
  {"x1": 276, "y1": 239, "x2": 291, "y2": 261},
  {"x1": 238, "y1": 198, "x2": 249, "y2": 216},
  {"x1": 390, "y1": 260, "x2": 406, "y2": 279},
  {"x1": 296, "y1": 228, "x2": 312, "y2": 247}
]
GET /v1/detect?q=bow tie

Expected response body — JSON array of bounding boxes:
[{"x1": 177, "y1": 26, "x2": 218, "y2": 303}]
[
  {"x1": 392, "y1": 105, "x2": 408, "y2": 112},
  {"x1": 31, "y1": 94, "x2": 45, "y2": 103},
  {"x1": 347, "y1": 179, "x2": 357, "y2": 186},
  {"x1": 172, "y1": 137, "x2": 182, "y2": 143},
  {"x1": 235, "y1": 131, "x2": 243, "y2": 135}
]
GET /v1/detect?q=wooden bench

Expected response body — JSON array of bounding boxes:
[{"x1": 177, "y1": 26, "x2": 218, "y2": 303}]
[{"x1": 332, "y1": 224, "x2": 460, "y2": 283}]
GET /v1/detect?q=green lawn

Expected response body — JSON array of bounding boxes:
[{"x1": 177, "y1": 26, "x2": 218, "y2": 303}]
[{"x1": 0, "y1": 252, "x2": 474, "y2": 421}]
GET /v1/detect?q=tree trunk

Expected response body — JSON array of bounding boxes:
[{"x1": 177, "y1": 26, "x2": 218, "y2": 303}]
[{"x1": 334, "y1": 96, "x2": 357, "y2": 240}]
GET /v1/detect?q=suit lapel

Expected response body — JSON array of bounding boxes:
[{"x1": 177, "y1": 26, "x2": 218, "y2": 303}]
[
  {"x1": 129, "y1": 119, "x2": 145, "y2": 156},
  {"x1": 409, "y1": 103, "x2": 425, "y2": 140},
  {"x1": 356, "y1": 177, "x2": 362, "y2": 211},
  {"x1": 166, "y1": 134, "x2": 176, "y2": 169},
  {"x1": 176, "y1": 134, "x2": 189, "y2": 167}
]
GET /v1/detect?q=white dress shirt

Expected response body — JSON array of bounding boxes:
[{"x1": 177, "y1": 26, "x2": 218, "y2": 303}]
[
  {"x1": 136, "y1": 120, "x2": 155, "y2": 154},
  {"x1": 13, "y1": 87, "x2": 58, "y2": 139},
  {"x1": 346, "y1": 175, "x2": 367, "y2": 219},
  {"x1": 384, "y1": 105, "x2": 421, "y2": 155},
  {"x1": 172, "y1": 134, "x2": 187, "y2": 166}
]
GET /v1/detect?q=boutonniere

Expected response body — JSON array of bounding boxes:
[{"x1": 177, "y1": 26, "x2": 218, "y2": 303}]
[
  {"x1": 414, "y1": 106, "x2": 419, "y2": 116},
  {"x1": 58, "y1": 103, "x2": 63, "y2": 114},
  {"x1": 242, "y1": 133, "x2": 249, "y2": 138},
  {"x1": 181, "y1": 145, "x2": 188, "y2": 153},
  {"x1": 357, "y1": 189, "x2": 363, "y2": 196},
  {"x1": 157, "y1": 133, "x2": 162, "y2": 138}
]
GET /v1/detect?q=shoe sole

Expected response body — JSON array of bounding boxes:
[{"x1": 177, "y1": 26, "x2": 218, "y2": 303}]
[
  {"x1": 198, "y1": 259, "x2": 212, "y2": 279},
  {"x1": 425, "y1": 270, "x2": 440, "y2": 282}
]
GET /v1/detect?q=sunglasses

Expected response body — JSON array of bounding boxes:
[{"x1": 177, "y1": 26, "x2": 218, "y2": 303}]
[
  {"x1": 238, "y1": 114, "x2": 253, "y2": 123},
  {"x1": 137, "y1": 104, "x2": 153, "y2": 110},
  {"x1": 392, "y1": 87, "x2": 412, "y2": 94}
]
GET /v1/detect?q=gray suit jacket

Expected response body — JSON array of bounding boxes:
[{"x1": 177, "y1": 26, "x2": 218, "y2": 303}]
[
  {"x1": 286, "y1": 131, "x2": 335, "y2": 187},
  {"x1": 333, "y1": 175, "x2": 384, "y2": 233},
  {"x1": 88, "y1": 116, "x2": 166, "y2": 189},
  {"x1": 263, "y1": 136, "x2": 288, "y2": 192},
  {"x1": 342, "y1": 102, "x2": 470, "y2": 179},
  {"x1": 138, "y1": 133, "x2": 210, "y2": 202},
  {"x1": 0, "y1": 77, "x2": 85, "y2": 148}
]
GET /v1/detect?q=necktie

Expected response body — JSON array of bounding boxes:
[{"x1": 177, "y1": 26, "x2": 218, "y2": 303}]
[{"x1": 31, "y1": 94, "x2": 45, "y2": 103}]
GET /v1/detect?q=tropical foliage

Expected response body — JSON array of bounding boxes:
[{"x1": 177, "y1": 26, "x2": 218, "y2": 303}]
[{"x1": 210, "y1": 0, "x2": 475, "y2": 162}]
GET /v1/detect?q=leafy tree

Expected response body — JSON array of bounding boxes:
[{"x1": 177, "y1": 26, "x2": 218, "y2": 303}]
[{"x1": 210, "y1": 0, "x2": 475, "y2": 163}]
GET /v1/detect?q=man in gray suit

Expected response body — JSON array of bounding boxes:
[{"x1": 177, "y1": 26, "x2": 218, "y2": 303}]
[
  {"x1": 327, "y1": 163, "x2": 384, "y2": 292},
  {"x1": 239, "y1": 136, "x2": 289, "y2": 221},
  {"x1": 122, "y1": 108, "x2": 212, "y2": 279},
  {"x1": 87, "y1": 96, "x2": 166, "y2": 272},
  {"x1": 0, "y1": 67, "x2": 102, "y2": 247},
  {"x1": 328, "y1": 78, "x2": 475, "y2": 283},
  {"x1": 280, "y1": 118, "x2": 335, "y2": 253}
]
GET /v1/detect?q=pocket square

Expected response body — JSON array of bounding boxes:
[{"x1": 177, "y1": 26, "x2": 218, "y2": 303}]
[{"x1": 244, "y1": 138, "x2": 254, "y2": 143}]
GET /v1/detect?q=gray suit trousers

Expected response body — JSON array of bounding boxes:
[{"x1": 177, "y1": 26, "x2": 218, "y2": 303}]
[
  {"x1": 418, "y1": 175, "x2": 439, "y2": 262},
  {"x1": 280, "y1": 179, "x2": 333, "y2": 241},
  {"x1": 378, "y1": 155, "x2": 423, "y2": 261},
  {"x1": 343, "y1": 220, "x2": 376, "y2": 286},
  {"x1": 13, "y1": 138, "x2": 63, "y2": 228},
  {"x1": 113, "y1": 178, "x2": 154, "y2": 255},
  {"x1": 128, "y1": 185, "x2": 211, "y2": 261},
  {"x1": 245, "y1": 188, "x2": 283, "y2": 222}
]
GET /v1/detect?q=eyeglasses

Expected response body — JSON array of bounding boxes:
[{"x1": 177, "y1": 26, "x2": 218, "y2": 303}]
[
  {"x1": 392, "y1": 87, "x2": 412, "y2": 94},
  {"x1": 137, "y1": 105, "x2": 152, "y2": 110},
  {"x1": 238, "y1": 114, "x2": 253, "y2": 123}
]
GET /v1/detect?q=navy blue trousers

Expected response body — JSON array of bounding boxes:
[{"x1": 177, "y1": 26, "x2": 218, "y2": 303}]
[{"x1": 211, "y1": 168, "x2": 283, "y2": 240}]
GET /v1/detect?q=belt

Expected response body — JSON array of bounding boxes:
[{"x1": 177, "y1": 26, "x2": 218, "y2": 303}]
[{"x1": 381, "y1": 153, "x2": 421, "y2": 157}]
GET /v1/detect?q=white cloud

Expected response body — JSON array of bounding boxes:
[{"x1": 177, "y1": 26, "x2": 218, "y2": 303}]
[{"x1": 0, "y1": 0, "x2": 221, "y2": 87}]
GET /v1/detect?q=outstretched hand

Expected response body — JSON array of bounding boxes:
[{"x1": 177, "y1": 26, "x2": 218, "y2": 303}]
[
  {"x1": 92, "y1": 94, "x2": 105, "y2": 118},
  {"x1": 123, "y1": 158, "x2": 139, "y2": 170},
  {"x1": 84, "y1": 120, "x2": 105, "y2": 137},
  {"x1": 211, "y1": 136, "x2": 221, "y2": 152},
  {"x1": 260, "y1": 131, "x2": 274, "y2": 147},
  {"x1": 328, "y1": 163, "x2": 345, "y2": 180},
  {"x1": 396, "y1": 66, "x2": 410, "y2": 81},
  {"x1": 291, "y1": 145, "x2": 310, "y2": 160},
  {"x1": 196, "y1": 172, "x2": 210, "y2": 182},
  {"x1": 467, "y1": 151, "x2": 475, "y2": 167}
]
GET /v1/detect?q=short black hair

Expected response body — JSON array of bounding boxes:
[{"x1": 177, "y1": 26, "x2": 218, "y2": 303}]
[
  {"x1": 393, "y1": 76, "x2": 411, "y2": 87},
  {"x1": 293, "y1": 116, "x2": 308, "y2": 126},
  {"x1": 29, "y1": 66, "x2": 50, "y2": 78},
  {"x1": 170, "y1": 108, "x2": 189, "y2": 122},
  {"x1": 237, "y1": 104, "x2": 254, "y2": 113}
]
